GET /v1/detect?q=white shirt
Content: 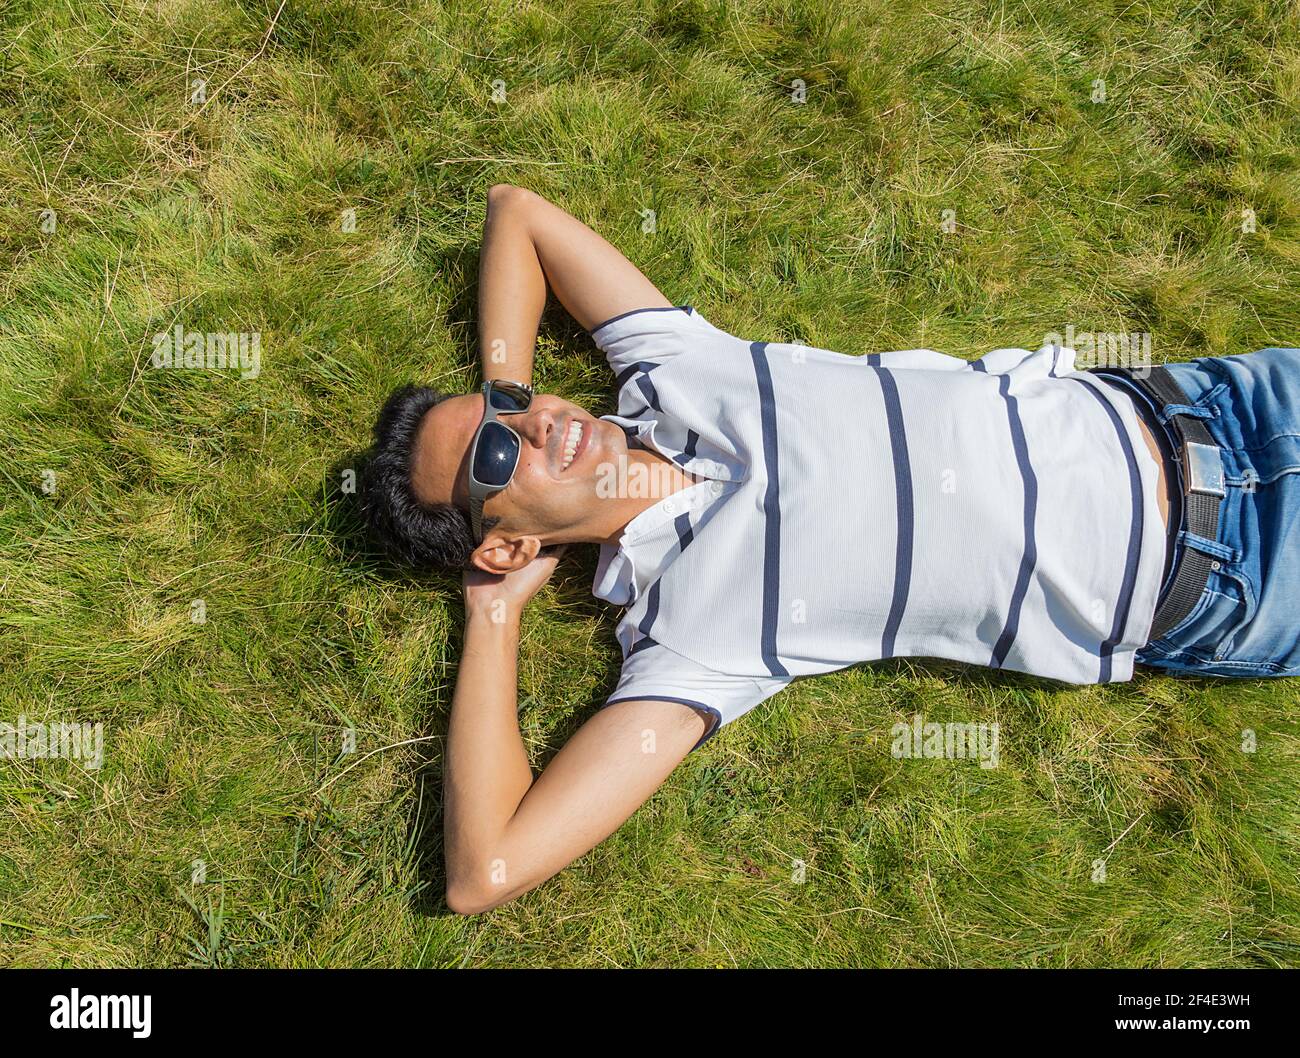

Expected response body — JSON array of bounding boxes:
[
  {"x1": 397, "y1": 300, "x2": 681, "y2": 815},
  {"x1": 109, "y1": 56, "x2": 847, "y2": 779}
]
[
  {"x1": 588, "y1": 305, "x2": 1165, "y2": 752},
  {"x1": 589, "y1": 422, "x2": 782, "y2": 750}
]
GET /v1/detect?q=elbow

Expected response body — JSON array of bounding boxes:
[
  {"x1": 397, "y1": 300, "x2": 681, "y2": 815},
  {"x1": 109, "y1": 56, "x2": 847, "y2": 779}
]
[
  {"x1": 445, "y1": 855, "x2": 534, "y2": 915},
  {"x1": 486, "y1": 182, "x2": 536, "y2": 214},
  {"x1": 444, "y1": 855, "x2": 506, "y2": 915},
  {"x1": 445, "y1": 883, "x2": 489, "y2": 916},
  {"x1": 445, "y1": 881, "x2": 519, "y2": 916},
  {"x1": 444, "y1": 859, "x2": 491, "y2": 914}
]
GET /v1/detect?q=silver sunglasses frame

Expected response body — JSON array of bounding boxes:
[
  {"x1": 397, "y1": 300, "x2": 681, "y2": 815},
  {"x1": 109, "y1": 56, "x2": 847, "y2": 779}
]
[{"x1": 466, "y1": 379, "x2": 534, "y2": 544}]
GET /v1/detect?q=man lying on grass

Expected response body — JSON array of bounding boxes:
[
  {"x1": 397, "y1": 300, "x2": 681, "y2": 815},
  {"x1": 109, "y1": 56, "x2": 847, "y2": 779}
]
[{"x1": 360, "y1": 184, "x2": 1300, "y2": 915}]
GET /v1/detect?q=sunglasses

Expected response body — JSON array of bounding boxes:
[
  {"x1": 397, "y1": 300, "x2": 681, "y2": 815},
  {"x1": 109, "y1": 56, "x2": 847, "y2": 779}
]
[{"x1": 466, "y1": 379, "x2": 534, "y2": 544}]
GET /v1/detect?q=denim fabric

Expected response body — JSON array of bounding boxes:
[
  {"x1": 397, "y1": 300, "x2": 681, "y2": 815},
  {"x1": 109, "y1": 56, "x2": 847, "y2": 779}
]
[{"x1": 1135, "y1": 348, "x2": 1300, "y2": 677}]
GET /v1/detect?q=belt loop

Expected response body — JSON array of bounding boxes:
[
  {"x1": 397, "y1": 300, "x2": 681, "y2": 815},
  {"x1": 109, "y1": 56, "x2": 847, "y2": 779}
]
[
  {"x1": 1177, "y1": 530, "x2": 1238, "y2": 563},
  {"x1": 1156, "y1": 402, "x2": 1214, "y2": 425}
]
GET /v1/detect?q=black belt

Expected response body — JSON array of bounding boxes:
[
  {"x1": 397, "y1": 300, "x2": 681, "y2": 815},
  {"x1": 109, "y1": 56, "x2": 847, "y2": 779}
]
[{"x1": 1090, "y1": 365, "x2": 1226, "y2": 642}]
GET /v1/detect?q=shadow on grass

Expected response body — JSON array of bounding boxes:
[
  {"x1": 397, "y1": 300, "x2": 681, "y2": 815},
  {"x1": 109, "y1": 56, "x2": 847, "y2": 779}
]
[{"x1": 320, "y1": 446, "x2": 454, "y2": 915}]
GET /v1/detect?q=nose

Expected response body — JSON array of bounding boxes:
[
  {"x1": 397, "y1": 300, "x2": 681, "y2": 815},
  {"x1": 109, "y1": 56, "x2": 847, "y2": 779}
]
[{"x1": 513, "y1": 403, "x2": 558, "y2": 450}]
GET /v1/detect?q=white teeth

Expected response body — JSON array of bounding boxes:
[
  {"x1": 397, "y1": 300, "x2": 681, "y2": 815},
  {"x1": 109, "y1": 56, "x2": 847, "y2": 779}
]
[{"x1": 561, "y1": 421, "x2": 583, "y2": 470}]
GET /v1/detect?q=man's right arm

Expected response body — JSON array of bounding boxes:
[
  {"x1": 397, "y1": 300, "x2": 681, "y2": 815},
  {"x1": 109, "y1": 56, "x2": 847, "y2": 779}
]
[{"x1": 476, "y1": 184, "x2": 673, "y2": 385}]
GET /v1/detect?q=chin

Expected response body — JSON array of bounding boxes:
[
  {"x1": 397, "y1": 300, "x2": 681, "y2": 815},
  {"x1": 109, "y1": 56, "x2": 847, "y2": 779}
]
[{"x1": 602, "y1": 419, "x2": 628, "y2": 456}]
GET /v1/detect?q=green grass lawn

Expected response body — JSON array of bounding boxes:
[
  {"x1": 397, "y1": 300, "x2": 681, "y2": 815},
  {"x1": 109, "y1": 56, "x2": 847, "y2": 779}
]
[{"x1": 2, "y1": 0, "x2": 1298, "y2": 967}]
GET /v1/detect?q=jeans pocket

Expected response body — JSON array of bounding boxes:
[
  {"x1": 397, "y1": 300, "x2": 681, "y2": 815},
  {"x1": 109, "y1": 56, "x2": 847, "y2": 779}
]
[{"x1": 1142, "y1": 576, "x2": 1248, "y2": 662}]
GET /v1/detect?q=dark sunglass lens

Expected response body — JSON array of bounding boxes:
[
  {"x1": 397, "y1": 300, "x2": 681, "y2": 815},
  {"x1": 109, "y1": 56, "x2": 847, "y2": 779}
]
[
  {"x1": 488, "y1": 383, "x2": 531, "y2": 412},
  {"x1": 472, "y1": 422, "x2": 520, "y2": 487}
]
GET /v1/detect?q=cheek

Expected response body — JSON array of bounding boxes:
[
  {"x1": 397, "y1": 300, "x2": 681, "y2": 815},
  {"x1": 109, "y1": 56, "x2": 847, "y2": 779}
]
[
  {"x1": 508, "y1": 460, "x2": 555, "y2": 510},
  {"x1": 512, "y1": 461, "x2": 584, "y2": 518}
]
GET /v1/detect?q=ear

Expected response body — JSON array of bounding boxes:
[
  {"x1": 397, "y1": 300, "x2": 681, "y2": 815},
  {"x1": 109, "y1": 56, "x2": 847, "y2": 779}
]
[{"x1": 470, "y1": 532, "x2": 542, "y2": 575}]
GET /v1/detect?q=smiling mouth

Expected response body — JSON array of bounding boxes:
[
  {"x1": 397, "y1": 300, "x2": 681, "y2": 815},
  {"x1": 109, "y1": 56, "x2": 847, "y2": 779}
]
[{"x1": 560, "y1": 418, "x2": 586, "y2": 472}]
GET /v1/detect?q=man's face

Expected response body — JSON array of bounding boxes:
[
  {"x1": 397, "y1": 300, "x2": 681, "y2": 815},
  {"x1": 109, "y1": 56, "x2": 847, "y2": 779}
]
[{"x1": 410, "y1": 391, "x2": 628, "y2": 556}]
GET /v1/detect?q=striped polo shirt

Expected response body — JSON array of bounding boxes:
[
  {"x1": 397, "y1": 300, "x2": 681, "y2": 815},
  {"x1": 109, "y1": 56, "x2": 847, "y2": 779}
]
[{"x1": 590, "y1": 305, "x2": 1166, "y2": 751}]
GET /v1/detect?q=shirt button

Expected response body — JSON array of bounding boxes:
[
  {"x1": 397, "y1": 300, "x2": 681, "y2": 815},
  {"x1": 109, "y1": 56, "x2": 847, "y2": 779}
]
[
  {"x1": 664, "y1": 501, "x2": 675, "y2": 514},
  {"x1": 1211, "y1": 561, "x2": 1221, "y2": 571}
]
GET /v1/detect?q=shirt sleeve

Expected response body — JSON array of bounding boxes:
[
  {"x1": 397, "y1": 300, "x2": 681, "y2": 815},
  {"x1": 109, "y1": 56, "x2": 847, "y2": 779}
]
[
  {"x1": 588, "y1": 304, "x2": 714, "y2": 378},
  {"x1": 598, "y1": 639, "x2": 792, "y2": 753}
]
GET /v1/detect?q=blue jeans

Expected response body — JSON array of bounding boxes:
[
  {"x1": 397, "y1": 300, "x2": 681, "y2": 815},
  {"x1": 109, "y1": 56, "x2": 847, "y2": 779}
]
[{"x1": 1133, "y1": 348, "x2": 1300, "y2": 677}]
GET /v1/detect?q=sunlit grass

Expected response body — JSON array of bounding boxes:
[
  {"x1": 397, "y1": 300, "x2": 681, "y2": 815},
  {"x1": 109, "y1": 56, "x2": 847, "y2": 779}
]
[{"x1": 0, "y1": 0, "x2": 1297, "y2": 967}]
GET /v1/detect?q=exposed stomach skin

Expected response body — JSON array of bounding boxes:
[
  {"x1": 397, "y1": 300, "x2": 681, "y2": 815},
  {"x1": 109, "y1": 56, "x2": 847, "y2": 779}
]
[
  {"x1": 1144, "y1": 413, "x2": 1175, "y2": 530},
  {"x1": 1093, "y1": 380, "x2": 1173, "y2": 533},
  {"x1": 1130, "y1": 399, "x2": 1173, "y2": 533},
  {"x1": 1121, "y1": 389, "x2": 1175, "y2": 591}
]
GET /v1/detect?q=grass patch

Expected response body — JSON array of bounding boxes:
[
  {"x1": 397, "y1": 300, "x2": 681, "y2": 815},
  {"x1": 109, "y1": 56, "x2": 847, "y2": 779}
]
[{"x1": 1, "y1": 0, "x2": 1297, "y2": 966}]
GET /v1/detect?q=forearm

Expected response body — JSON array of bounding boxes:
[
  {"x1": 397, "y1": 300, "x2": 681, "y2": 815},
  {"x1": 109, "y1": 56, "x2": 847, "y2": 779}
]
[
  {"x1": 477, "y1": 185, "x2": 547, "y2": 384},
  {"x1": 444, "y1": 554, "x2": 705, "y2": 915},
  {"x1": 443, "y1": 603, "x2": 534, "y2": 898}
]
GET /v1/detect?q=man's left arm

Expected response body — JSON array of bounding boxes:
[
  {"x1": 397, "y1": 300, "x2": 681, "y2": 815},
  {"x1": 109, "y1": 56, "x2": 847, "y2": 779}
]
[{"x1": 444, "y1": 553, "x2": 707, "y2": 914}]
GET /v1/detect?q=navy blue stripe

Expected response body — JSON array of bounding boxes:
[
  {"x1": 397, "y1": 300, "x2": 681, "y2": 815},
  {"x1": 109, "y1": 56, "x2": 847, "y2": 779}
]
[
  {"x1": 674, "y1": 511, "x2": 694, "y2": 550},
  {"x1": 684, "y1": 429, "x2": 699, "y2": 459},
  {"x1": 873, "y1": 367, "x2": 914, "y2": 656},
  {"x1": 867, "y1": 353, "x2": 881, "y2": 366},
  {"x1": 1075, "y1": 379, "x2": 1145, "y2": 680},
  {"x1": 749, "y1": 342, "x2": 789, "y2": 678},
  {"x1": 590, "y1": 304, "x2": 690, "y2": 336},
  {"x1": 614, "y1": 363, "x2": 638, "y2": 390},
  {"x1": 633, "y1": 580, "x2": 661, "y2": 647},
  {"x1": 989, "y1": 374, "x2": 1039, "y2": 667},
  {"x1": 970, "y1": 358, "x2": 988, "y2": 373},
  {"x1": 601, "y1": 695, "x2": 722, "y2": 750},
  {"x1": 636, "y1": 373, "x2": 661, "y2": 411},
  {"x1": 604, "y1": 694, "x2": 712, "y2": 713},
  {"x1": 627, "y1": 633, "x2": 657, "y2": 656},
  {"x1": 620, "y1": 402, "x2": 650, "y2": 420},
  {"x1": 613, "y1": 359, "x2": 659, "y2": 390}
]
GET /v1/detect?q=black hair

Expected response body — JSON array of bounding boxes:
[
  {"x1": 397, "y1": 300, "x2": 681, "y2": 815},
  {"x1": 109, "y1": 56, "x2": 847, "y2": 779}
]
[{"x1": 360, "y1": 383, "x2": 496, "y2": 570}]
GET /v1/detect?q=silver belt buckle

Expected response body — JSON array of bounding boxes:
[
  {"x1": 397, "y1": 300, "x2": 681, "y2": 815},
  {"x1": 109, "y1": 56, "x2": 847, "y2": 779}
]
[{"x1": 1185, "y1": 441, "x2": 1225, "y2": 498}]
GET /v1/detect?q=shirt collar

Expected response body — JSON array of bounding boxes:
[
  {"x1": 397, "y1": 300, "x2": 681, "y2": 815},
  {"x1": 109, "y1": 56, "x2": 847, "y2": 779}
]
[
  {"x1": 591, "y1": 477, "x2": 728, "y2": 606},
  {"x1": 590, "y1": 414, "x2": 732, "y2": 606}
]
